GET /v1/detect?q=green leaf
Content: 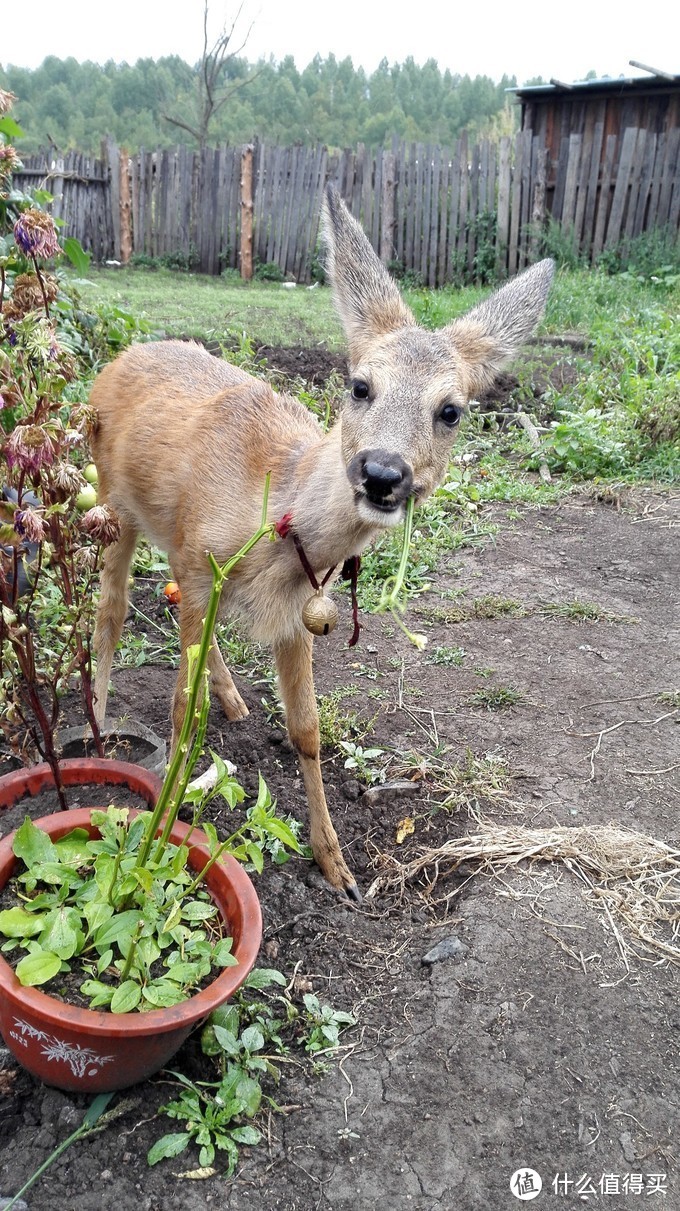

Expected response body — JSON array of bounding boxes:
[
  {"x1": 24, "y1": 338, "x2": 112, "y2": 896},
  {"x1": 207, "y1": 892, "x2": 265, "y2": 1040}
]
[
  {"x1": 181, "y1": 901, "x2": 218, "y2": 923},
  {"x1": 94, "y1": 910, "x2": 143, "y2": 948},
  {"x1": 111, "y1": 980, "x2": 142, "y2": 1013},
  {"x1": 0, "y1": 906, "x2": 45, "y2": 938},
  {"x1": 54, "y1": 829, "x2": 93, "y2": 866},
  {"x1": 62, "y1": 236, "x2": 91, "y2": 275},
  {"x1": 212, "y1": 1025, "x2": 240, "y2": 1056},
  {"x1": 38, "y1": 906, "x2": 82, "y2": 959},
  {"x1": 245, "y1": 842, "x2": 264, "y2": 874},
  {"x1": 230, "y1": 1125, "x2": 261, "y2": 1145},
  {"x1": 163, "y1": 960, "x2": 202, "y2": 985},
  {"x1": 97, "y1": 948, "x2": 113, "y2": 976},
  {"x1": 0, "y1": 116, "x2": 24, "y2": 138},
  {"x1": 244, "y1": 967, "x2": 287, "y2": 990},
  {"x1": 147, "y1": 1132, "x2": 192, "y2": 1165},
  {"x1": 15, "y1": 949, "x2": 62, "y2": 986},
  {"x1": 241, "y1": 1025, "x2": 265, "y2": 1053},
  {"x1": 142, "y1": 980, "x2": 187, "y2": 1008},
  {"x1": 13, "y1": 817, "x2": 57, "y2": 867},
  {"x1": 83, "y1": 899, "x2": 114, "y2": 935},
  {"x1": 211, "y1": 936, "x2": 238, "y2": 967},
  {"x1": 80, "y1": 979, "x2": 115, "y2": 1008}
]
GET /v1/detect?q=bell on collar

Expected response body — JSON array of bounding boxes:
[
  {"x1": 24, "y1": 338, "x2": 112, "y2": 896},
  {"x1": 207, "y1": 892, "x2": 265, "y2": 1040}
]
[{"x1": 302, "y1": 589, "x2": 338, "y2": 636}]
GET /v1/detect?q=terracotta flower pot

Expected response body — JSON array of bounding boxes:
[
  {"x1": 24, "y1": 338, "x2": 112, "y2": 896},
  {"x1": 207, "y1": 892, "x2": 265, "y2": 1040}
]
[{"x1": 0, "y1": 763, "x2": 262, "y2": 1093}]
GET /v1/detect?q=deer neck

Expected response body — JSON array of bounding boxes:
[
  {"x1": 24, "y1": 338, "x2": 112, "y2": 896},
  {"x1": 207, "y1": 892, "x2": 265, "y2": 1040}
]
[{"x1": 280, "y1": 422, "x2": 377, "y2": 572}]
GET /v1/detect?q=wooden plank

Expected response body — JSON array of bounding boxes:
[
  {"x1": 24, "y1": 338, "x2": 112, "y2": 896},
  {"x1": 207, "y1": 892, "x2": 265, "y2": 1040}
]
[
  {"x1": 624, "y1": 128, "x2": 650, "y2": 242},
  {"x1": 631, "y1": 131, "x2": 657, "y2": 237},
  {"x1": 437, "y1": 149, "x2": 452, "y2": 287},
  {"x1": 240, "y1": 143, "x2": 254, "y2": 280},
  {"x1": 561, "y1": 133, "x2": 582, "y2": 238},
  {"x1": 427, "y1": 144, "x2": 440, "y2": 286},
  {"x1": 581, "y1": 120, "x2": 605, "y2": 254},
  {"x1": 656, "y1": 127, "x2": 680, "y2": 226},
  {"x1": 645, "y1": 131, "x2": 667, "y2": 229},
  {"x1": 404, "y1": 143, "x2": 417, "y2": 272},
  {"x1": 605, "y1": 125, "x2": 638, "y2": 248},
  {"x1": 507, "y1": 131, "x2": 525, "y2": 275},
  {"x1": 529, "y1": 145, "x2": 547, "y2": 261},
  {"x1": 591, "y1": 134, "x2": 617, "y2": 261},
  {"x1": 415, "y1": 142, "x2": 425, "y2": 279},
  {"x1": 105, "y1": 138, "x2": 121, "y2": 261},
  {"x1": 572, "y1": 131, "x2": 593, "y2": 250},
  {"x1": 380, "y1": 150, "x2": 396, "y2": 265},
  {"x1": 496, "y1": 136, "x2": 511, "y2": 275},
  {"x1": 445, "y1": 141, "x2": 461, "y2": 284},
  {"x1": 552, "y1": 135, "x2": 571, "y2": 221},
  {"x1": 456, "y1": 131, "x2": 469, "y2": 269},
  {"x1": 421, "y1": 145, "x2": 432, "y2": 283},
  {"x1": 467, "y1": 142, "x2": 479, "y2": 274},
  {"x1": 371, "y1": 152, "x2": 382, "y2": 252}
]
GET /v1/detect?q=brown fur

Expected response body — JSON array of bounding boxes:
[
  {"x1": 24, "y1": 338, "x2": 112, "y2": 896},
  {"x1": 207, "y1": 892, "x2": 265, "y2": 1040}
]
[{"x1": 91, "y1": 186, "x2": 554, "y2": 896}]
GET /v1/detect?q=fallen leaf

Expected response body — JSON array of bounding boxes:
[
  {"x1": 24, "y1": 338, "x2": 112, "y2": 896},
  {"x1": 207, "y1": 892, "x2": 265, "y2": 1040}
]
[{"x1": 396, "y1": 817, "x2": 415, "y2": 844}]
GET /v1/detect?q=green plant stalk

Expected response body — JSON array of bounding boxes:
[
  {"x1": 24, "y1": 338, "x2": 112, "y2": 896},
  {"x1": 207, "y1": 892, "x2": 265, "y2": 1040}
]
[
  {"x1": 183, "y1": 827, "x2": 253, "y2": 899},
  {"x1": 119, "y1": 921, "x2": 144, "y2": 982},
  {"x1": 3, "y1": 1092, "x2": 114, "y2": 1211},
  {"x1": 137, "y1": 476, "x2": 273, "y2": 869},
  {"x1": 374, "y1": 497, "x2": 427, "y2": 649}
]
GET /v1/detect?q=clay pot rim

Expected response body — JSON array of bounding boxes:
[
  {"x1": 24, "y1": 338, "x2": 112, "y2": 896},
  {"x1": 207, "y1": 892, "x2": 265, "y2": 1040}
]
[{"x1": 0, "y1": 804, "x2": 262, "y2": 1039}]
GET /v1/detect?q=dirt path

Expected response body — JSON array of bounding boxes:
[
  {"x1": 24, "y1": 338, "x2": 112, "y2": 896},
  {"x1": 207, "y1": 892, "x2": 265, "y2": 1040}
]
[{"x1": 1, "y1": 493, "x2": 678, "y2": 1211}]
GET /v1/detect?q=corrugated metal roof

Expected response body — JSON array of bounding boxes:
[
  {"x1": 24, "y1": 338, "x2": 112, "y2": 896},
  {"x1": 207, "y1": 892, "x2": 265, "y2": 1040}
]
[{"x1": 510, "y1": 64, "x2": 680, "y2": 98}]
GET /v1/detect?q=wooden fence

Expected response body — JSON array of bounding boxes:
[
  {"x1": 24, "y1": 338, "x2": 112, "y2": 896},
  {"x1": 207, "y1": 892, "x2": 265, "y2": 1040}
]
[{"x1": 15, "y1": 127, "x2": 680, "y2": 285}]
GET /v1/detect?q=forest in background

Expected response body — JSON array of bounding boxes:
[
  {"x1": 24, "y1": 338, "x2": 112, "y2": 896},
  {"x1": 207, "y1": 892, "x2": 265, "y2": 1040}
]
[{"x1": 0, "y1": 53, "x2": 524, "y2": 153}]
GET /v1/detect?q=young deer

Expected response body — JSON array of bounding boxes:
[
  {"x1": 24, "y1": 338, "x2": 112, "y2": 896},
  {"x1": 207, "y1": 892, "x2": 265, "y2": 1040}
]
[{"x1": 91, "y1": 186, "x2": 553, "y2": 899}]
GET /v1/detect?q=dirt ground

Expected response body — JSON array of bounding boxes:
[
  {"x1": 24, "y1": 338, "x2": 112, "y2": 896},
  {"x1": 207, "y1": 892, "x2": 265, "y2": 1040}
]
[{"x1": 0, "y1": 355, "x2": 679, "y2": 1210}]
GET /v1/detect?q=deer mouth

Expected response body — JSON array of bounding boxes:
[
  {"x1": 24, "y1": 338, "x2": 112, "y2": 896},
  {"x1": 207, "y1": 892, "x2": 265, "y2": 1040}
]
[{"x1": 347, "y1": 450, "x2": 413, "y2": 522}]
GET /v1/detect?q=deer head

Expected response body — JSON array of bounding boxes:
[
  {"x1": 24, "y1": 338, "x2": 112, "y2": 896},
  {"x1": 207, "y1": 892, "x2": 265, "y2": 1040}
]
[{"x1": 322, "y1": 185, "x2": 554, "y2": 528}]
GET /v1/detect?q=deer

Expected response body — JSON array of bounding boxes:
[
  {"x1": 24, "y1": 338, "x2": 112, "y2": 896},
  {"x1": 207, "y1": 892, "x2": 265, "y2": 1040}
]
[{"x1": 90, "y1": 185, "x2": 553, "y2": 900}]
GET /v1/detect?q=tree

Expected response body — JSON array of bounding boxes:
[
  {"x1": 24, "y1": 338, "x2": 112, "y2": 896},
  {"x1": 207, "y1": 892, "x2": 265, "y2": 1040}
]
[{"x1": 163, "y1": 1, "x2": 257, "y2": 149}]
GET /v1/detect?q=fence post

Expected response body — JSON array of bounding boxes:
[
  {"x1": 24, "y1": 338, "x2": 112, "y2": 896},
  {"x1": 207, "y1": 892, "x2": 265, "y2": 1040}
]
[
  {"x1": 379, "y1": 151, "x2": 396, "y2": 265},
  {"x1": 240, "y1": 143, "x2": 254, "y2": 281},
  {"x1": 119, "y1": 147, "x2": 132, "y2": 264}
]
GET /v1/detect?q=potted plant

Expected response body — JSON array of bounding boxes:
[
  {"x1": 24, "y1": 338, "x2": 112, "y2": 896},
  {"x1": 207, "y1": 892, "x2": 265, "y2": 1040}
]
[
  {"x1": 0, "y1": 88, "x2": 159, "y2": 804},
  {"x1": 0, "y1": 493, "x2": 297, "y2": 1092}
]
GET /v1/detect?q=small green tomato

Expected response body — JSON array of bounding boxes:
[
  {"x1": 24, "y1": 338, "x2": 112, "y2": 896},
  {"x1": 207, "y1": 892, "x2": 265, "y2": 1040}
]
[
  {"x1": 76, "y1": 484, "x2": 98, "y2": 511},
  {"x1": 83, "y1": 463, "x2": 99, "y2": 485}
]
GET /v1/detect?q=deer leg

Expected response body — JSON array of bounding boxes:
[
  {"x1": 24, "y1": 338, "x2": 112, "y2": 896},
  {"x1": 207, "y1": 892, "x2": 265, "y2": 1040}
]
[
  {"x1": 207, "y1": 639, "x2": 249, "y2": 721},
  {"x1": 93, "y1": 518, "x2": 139, "y2": 724},
  {"x1": 274, "y1": 633, "x2": 360, "y2": 900}
]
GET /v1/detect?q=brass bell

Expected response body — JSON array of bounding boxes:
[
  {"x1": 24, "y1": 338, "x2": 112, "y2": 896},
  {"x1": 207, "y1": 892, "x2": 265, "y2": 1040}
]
[{"x1": 302, "y1": 590, "x2": 338, "y2": 636}]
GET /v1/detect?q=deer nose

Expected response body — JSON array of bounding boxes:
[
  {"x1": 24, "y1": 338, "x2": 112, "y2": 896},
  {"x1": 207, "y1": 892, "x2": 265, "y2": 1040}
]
[{"x1": 363, "y1": 460, "x2": 404, "y2": 496}]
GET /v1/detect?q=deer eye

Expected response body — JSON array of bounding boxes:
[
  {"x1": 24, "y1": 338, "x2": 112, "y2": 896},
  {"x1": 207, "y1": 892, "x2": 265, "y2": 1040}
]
[
  {"x1": 438, "y1": 403, "x2": 461, "y2": 427},
  {"x1": 351, "y1": 379, "x2": 370, "y2": 402}
]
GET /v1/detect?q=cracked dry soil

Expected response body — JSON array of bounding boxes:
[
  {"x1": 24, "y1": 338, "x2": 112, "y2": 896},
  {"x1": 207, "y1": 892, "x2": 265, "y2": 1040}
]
[{"x1": 0, "y1": 455, "x2": 678, "y2": 1210}]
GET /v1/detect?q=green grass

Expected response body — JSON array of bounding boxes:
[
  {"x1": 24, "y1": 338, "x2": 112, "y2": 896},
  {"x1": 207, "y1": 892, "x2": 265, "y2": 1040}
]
[{"x1": 70, "y1": 267, "x2": 342, "y2": 349}]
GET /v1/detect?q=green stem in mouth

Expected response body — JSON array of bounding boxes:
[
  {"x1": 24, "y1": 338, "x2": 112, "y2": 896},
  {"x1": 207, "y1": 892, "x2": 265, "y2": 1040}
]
[{"x1": 374, "y1": 497, "x2": 428, "y2": 650}]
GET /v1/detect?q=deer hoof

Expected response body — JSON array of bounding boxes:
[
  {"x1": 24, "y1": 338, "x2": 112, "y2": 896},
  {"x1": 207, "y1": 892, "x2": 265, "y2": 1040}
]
[
  {"x1": 221, "y1": 694, "x2": 249, "y2": 722},
  {"x1": 344, "y1": 881, "x2": 362, "y2": 904}
]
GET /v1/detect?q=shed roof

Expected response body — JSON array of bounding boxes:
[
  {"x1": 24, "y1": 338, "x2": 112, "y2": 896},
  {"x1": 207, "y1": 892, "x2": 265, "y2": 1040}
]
[{"x1": 511, "y1": 63, "x2": 680, "y2": 100}]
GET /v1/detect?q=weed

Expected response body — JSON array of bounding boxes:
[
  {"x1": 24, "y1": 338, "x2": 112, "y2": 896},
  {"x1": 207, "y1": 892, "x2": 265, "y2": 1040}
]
[
  {"x1": 426, "y1": 645, "x2": 467, "y2": 667},
  {"x1": 339, "y1": 741, "x2": 387, "y2": 786},
  {"x1": 657, "y1": 690, "x2": 680, "y2": 708},
  {"x1": 537, "y1": 600, "x2": 639, "y2": 624},
  {"x1": 469, "y1": 685, "x2": 523, "y2": 710},
  {"x1": 317, "y1": 687, "x2": 362, "y2": 750},
  {"x1": 150, "y1": 967, "x2": 355, "y2": 1175},
  {"x1": 438, "y1": 748, "x2": 510, "y2": 812},
  {"x1": 473, "y1": 666, "x2": 495, "y2": 678}
]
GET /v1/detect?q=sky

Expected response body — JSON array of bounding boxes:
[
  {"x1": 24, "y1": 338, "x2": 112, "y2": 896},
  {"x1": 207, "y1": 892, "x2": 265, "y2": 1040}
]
[{"x1": 2, "y1": 0, "x2": 678, "y2": 86}]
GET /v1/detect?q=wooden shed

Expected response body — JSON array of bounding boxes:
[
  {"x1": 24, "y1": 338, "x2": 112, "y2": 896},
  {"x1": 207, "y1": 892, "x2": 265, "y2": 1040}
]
[{"x1": 514, "y1": 65, "x2": 680, "y2": 168}]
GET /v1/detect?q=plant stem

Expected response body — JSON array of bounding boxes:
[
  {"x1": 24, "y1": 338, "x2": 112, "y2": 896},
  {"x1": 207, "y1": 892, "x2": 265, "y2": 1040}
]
[
  {"x1": 137, "y1": 476, "x2": 272, "y2": 869},
  {"x1": 2, "y1": 1093, "x2": 114, "y2": 1210}
]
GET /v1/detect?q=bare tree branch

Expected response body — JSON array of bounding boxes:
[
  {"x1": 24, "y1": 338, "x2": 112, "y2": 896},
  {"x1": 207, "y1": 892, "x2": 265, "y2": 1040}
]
[{"x1": 163, "y1": 1, "x2": 257, "y2": 149}]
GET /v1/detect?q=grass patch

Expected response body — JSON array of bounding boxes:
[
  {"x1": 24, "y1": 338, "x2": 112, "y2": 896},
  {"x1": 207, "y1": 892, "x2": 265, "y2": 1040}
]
[
  {"x1": 468, "y1": 685, "x2": 523, "y2": 710},
  {"x1": 70, "y1": 268, "x2": 343, "y2": 349},
  {"x1": 426, "y1": 645, "x2": 467, "y2": 667}
]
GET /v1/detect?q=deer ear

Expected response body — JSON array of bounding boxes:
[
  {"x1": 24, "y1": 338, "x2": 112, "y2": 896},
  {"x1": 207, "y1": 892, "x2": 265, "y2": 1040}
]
[
  {"x1": 322, "y1": 185, "x2": 415, "y2": 366},
  {"x1": 445, "y1": 259, "x2": 555, "y2": 397}
]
